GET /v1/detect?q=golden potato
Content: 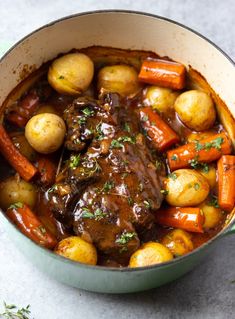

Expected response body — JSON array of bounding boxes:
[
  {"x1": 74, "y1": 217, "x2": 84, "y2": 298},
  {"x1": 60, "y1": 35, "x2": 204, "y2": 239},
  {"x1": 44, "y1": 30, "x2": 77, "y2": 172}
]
[
  {"x1": 25, "y1": 113, "x2": 66, "y2": 154},
  {"x1": 197, "y1": 165, "x2": 216, "y2": 189},
  {"x1": 165, "y1": 169, "x2": 210, "y2": 207},
  {"x1": 187, "y1": 131, "x2": 215, "y2": 143},
  {"x1": 129, "y1": 242, "x2": 173, "y2": 268},
  {"x1": 200, "y1": 203, "x2": 223, "y2": 229},
  {"x1": 98, "y1": 64, "x2": 141, "y2": 97},
  {"x1": 11, "y1": 133, "x2": 37, "y2": 161},
  {"x1": 174, "y1": 90, "x2": 216, "y2": 131},
  {"x1": 55, "y1": 236, "x2": 97, "y2": 265},
  {"x1": 0, "y1": 177, "x2": 37, "y2": 210},
  {"x1": 36, "y1": 104, "x2": 58, "y2": 115},
  {"x1": 162, "y1": 229, "x2": 194, "y2": 256},
  {"x1": 144, "y1": 86, "x2": 179, "y2": 113},
  {"x1": 48, "y1": 53, "x2": 94, "y2": 95}
]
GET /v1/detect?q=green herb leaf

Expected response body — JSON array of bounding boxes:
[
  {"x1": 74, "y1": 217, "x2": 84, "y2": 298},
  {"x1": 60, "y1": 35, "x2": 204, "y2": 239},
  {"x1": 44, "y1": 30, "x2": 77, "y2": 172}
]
[
  {"x1": 95, "y1": 122, "x2": 105, "y2": 140},
  {"x1": 118, "y1": 136, "x2": 136, "y2": 144},
  {"x1": 102, "y1": 180, "x2": 115, "y2": 193},
  {"x1": 78, "y1": 116, "x2": 86, "y2": 125},
  {"x1": 38, "y1": 225, "x2": 46, "y2": 234},
  {"x1": 82, "y1": 207, "x2": 107, "y2": 221},
  {"x1": 212, "y1": 137, "x2": 224, "y2": 150},
  {"x1": 208, "y1": 195, "x2": 220, "y2": 208},
  {"x1": 160, "y1": 189, "x2": 169, "y2": 195},
  {"x1": 69, "y1": 154, "x2": 81, "y2": 169},
  {"x1": 116, "y1": 232, "x2": 137, "y2": 245},
  {"x1": 194, "y1": 140, "x2": 204, "y2": 151},
  {"x1": 168, "y1": 173, "x2": 177, "y2": 180},
  {"x1": 171, "y1": 154, "x2": 178, "y2": 161},
  {"x1": 123, "y1": 123, "x2": 131, "y2": 133},
  {"x1": 8, "y1": 202, "x2": 24, "y2": 210},
  {"x1": 142, "y1": 114, "x2": 149, "y2": 122},
  {"x1": 48, "y1": 184, "x2": 58, "y2": 193},
  {"x1": 82, "y1": 107, "x2": 94, "y2": 117},
  {"x1": 194, "y1": 183, "x2": 200, "y2": 190},
  {"x1": 110, "y1": 139, "x2": 123, "y2": 148},
  {"x1": 143, "y1": 199, "x2": 152, "y2": 209},
  {"x1": 127, "y1": 197, "x2": 134, "y2": 206},
  {"x1": 155, "y1": 160, "x2": 162, "y2": 171},
  {"x1": 0, "y1": 302, "x2": 32, "y2": 319}
]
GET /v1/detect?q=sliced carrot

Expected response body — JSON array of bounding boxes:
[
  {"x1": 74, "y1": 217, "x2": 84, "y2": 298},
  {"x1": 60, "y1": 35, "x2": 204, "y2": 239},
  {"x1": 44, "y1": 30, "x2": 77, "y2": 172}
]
[
  {"x1": 217, "y1": 155, "x2": 235, "y2": 211},
  {"x1": 7, "y1": 203, "x2": 57, "y2": 249},
  {"x1": 155, "y1": 207, "x2": 205, "y2": 233},
  {"x1": 37, "y1": 156, "x2": 56, "y2": 186},
  {"x1": 167, "y1": 132, "x2": 232, "y2": 171},
  {"x1": 139, "y1": 107, "x2": 180, "y2": 151},
  {"x1": 138, "y1": 59, "x2": 186, "y2": 90},
  {"x1": 0, "y1": 124, "x2": 37, "y2": 181}
]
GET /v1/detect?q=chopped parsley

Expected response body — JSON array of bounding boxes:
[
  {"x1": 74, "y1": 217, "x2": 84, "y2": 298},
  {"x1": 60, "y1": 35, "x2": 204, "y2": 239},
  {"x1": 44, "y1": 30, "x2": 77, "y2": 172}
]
[
  {"x1": 48, "y1": 184, "x2": 58, "y2": 193},
  {"x1": 69, "y1": 154, "x2": 81, "y2": 169},
  {"x1": 82, "y1": 207, "x2": 107, "y2": 221},
  {"x1": 110, "y1": 139, "x2": 123, "y2": 149},
  {"x1": 193, "y1": 137, "x2": 224, "y2": 152},
  {"x1": 8, "y1": 202, "x2": 24, "y2": 210},
  {"x1": 171, "y1": 154, "x2": 178, "y2": 161},
  {"x1": 82, "y1": 107, "x2": 94, "y2": 117},
  {"x1": 95, "y1": 122, "x2": 105, "y2": 140},
  {"x1": 116, "y1": 232, "x2": 137, "y2": 245},
  {"x1": 189, "y1": 157, "x2": 209, "y2": 172},
  {"x1": 143, "y1": 199, "x2": 152, "y2": 209},
  {"x1": 123, "y1": 122, "x2": 131, "y2": 133},
  {"x1": 102, "y1": 180, "x2": 115, "y2": 193},
  {"x1": 168, "y1": 173, "x2": 177, "y2": 180},
  {"x1": 155, "y1": 159, "x2": 162, "y2": 171},
  {"x1": 78, "y1": 116, "x2": 86, "y2": 125},
  {"x1": 0, "y1": 302, "x2": 32, "y2": 319},
  {"x1": 118, "y1": 136, "x2": 136, "y2": 144},
  {"x1": 194, "y1": 140, "x2": 204, "y2": 151},
  {"x1": 127, "y1": 197, "x2": 134, "y2": 206},
  {"x1": 208, "y1": 195, "x2": 220, "y2": 208},
  {"x1": 38, "y1": 225, "x2": 46, "y2": 234},
  {"x1": 142, "y1": 114, "x2": 149, "y2": 122},
  {"x1": 194, "y1": 183, "x2": 200, "y2": 190},
  {"x1": 160, "y1": 189, "x2": 169, "y2": 195}
]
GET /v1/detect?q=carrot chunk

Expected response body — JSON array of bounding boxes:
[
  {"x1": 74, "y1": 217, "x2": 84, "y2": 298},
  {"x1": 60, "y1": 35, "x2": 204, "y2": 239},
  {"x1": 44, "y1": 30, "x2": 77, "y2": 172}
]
[
  {"x1": 37, "y1": 156, "x2": 56, "y2": 186},
  {"x1": 138, "y1": 59, "x2": 186, "y2": 90},
  {"x1": 155, "y1": 207, "x2": 205, "y2": 233},
  {"x1": 139, "y1": 107, "x2": 180, "y2": 151},
  {"x1": 217, "y1": 155, "x2": 235, "y2": 211},
  {"x1": 0, "y1": 124, "x2": 37, "y2": 181},
  {"x1": 167, "y1": 132, "x2": 232, "y2": 171},
  {"x1": 7, "y1": 203, "x2": 57, "y2": 249}
]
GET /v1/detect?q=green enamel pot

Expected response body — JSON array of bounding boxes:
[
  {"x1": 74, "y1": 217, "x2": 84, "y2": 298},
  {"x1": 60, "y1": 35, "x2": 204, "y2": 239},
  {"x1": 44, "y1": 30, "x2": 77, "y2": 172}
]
[{"x1": 0, "y1": 10, "x2": 234, "y2": 293}]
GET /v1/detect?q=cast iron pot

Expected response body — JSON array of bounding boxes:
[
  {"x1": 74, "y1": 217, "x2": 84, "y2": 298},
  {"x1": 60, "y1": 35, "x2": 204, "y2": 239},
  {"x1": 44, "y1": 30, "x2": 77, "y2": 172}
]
[{"x1": 0, "y1": 10, "x2": 234, "y2": 293}]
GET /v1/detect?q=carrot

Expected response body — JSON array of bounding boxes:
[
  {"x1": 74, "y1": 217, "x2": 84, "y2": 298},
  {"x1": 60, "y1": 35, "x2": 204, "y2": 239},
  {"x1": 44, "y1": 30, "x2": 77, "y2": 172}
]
[
  {"x1": 7, "y1": 203, "x2": 57, "y2": 249},
  {"x1": 155, "y1": 207, "x2": 205, "y2": 233},
  {"x1": 139, "y1": 107, "x2": 180, "y2": 151},
  {"x1": 138, "y1": 59, "x2": 186, "y2": 90},
  {"x1": 7, "y1": 90, "x2": 39, "y2": 127},
  {"x1": 217, "y1": 155, "x2": 235, "y2": 211},
  {"x1": 0, "y1": 124, "x2": 37, "y2": 181},
  {"x1": 37, "y1": 156, "x2": 56, "y2": 186},
  {"x1": 167, "y1": 132, "x2": 232, "y2": 171}
]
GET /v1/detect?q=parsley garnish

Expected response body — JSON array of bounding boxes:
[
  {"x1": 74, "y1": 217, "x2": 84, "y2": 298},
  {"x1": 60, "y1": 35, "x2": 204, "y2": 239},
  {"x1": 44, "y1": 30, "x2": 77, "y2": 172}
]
[
  {"x1": 102, "y1": 180, "x2": 115, "y2": 193},
  {"x1": 194, "y1": 183, "x2": 200, "y2": 190},
  {"x1": 95, "y1": 122, "x2": 105, "y2": 140},
  {"x1": 69, "y1": 154, "x2": 81, "y2": 169},
  {"x1": 194, "y1": 137, "x2": 224, "y2": 152},
  {"x1": 48, "y1": 184, "x2": 58, "y2": 193},
  {"x1": 208, "y1": 195, "x2": 220, "y2": 208},
  {"x1": 123, "y1": 123, "x2": 131, "y2": 133},
  {"x1": 8, "y1": 202, "x2": 24, "y2": 210},
  {"x1": 118, "y1": 136, "x2": 136, "y2": 144},
  {"x1": 142, "y1": 114, "x2": 149, "y2": 122},
  {"x1": 82, "y1": 107, "x2": 94, "y2": 117},
  {"x1": 38, "y1": 225, "x2": 46, "y2": 234},
  {"x1": 127, "y1": 197, "x2": 134, "y2": 206},
  {"x1": 110, "y1": 139, "x2": 123, "y2": 149},
  {"x1": 160, "y1": 189, "x2": 169, "y2": 195},
  {"x1": 171, "y1": 154, "x2": 178, "y2": 161},
  {"x1": 78, "y1": 116, "x2": 86, "y2": 125},
  {"x1": 0, "y1": 302, "x2": 32, "y2": 319},
  {"x1": 82, "y1": 208, "x2": 107, "y2": 221},
  {"x1": 194, "y1": 140, "x2": 204, "y2": 151},
  {"x1": 155, "y1": 160, "x2": 162, "y2": 171},
  {"x1": 143, "y1": 200, "x2": 152, "y2": 209},
  {"x1": 116, "y1": 232, "x2": 137, "y2": 245},
  {"x1": 168, "y1": 173, "x2": 177, "y2": 180}
]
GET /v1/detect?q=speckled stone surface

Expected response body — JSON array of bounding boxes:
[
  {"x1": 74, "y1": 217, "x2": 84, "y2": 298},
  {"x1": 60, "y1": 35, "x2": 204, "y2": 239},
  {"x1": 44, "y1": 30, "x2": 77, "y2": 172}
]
[{"x1": 0, "y1": 1, "x2": 234, "y2": 318}]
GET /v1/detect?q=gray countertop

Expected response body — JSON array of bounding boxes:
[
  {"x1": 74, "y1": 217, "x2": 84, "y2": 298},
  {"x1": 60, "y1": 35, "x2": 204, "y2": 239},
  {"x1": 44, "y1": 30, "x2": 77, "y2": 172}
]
[{"x1": 0, "y1": 1, "x2": 234, "y2": 318}]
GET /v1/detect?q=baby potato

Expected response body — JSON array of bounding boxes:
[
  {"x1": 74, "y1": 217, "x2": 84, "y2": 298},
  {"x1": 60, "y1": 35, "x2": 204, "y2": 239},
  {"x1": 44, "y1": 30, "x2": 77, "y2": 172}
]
[
  {"x1": 165, "y1": 169, "x2": 210, "y2": 207},
  {"x1": 197, "y1": 165, "x2": 216, "y2": 189},
  {"x1": 187, "y1": 131, "x2": 215, "y2": 143},
  {"x1": 11, "y1": 133, "x2": 37, "y2": 161},
  {"x1": 129, "y1": 242, "x2": 173, "y2": 268},
  {"x1": 200, "y1": 203, "x2": 223, "y2": 229},
  {"x1": 48, "y1": 53, "x2": 94, "y2": 95},
  {"x1": 97, "y1": 64, "x2": 141, "y2": 97},
  {"x1": 36, "y1": 104, "x2": 58, "y2": 115},
  {"x1": 162, "y1": 229, "x2": 193, "y2": 256},
  {"x1": 55, "y1": 236, "x2": 97, "y2": 265},
  {"x1": 144, "y1": 86, "x2": 179, "y2": 113},
  {"x1": 174, "y1": 90, "x2": 216, "y2": 131},
  {"x1": 0, "y1": 176, "x2": 37, "y2": 210},
  {"x1": 25, "y1": 113, "x2": 66, "y2": 154}
]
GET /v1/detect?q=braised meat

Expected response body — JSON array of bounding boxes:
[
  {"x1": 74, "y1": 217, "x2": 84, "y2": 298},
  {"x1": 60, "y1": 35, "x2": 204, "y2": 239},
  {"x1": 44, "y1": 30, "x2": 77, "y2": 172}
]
[{"x1": 48, "y1": 93, "x2": 164, "y2": 264}]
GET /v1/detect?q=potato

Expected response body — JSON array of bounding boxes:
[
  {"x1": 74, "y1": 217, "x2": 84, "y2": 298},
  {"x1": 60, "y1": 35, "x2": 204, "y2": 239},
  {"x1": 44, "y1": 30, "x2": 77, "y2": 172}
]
[
  {"x1": 187, "y1": 131, "x2": 215, "y2": 143},
  {"x1": 36, "y1": 104, "x2": 58, "y2": 115},
  {"x1": 0, "y1": 176, "x2": 37, "y2": 210},
  {"x1": 55, "y1": 236, "x2": 97, "y2": 265},
  {"x1": 129, "y1": 242, "x2": 173, "y2": 268},
  {"x1": 200, "y1": 203, "x2": 223, "y2": 229},
  {"x1": 48, "y1": 53, "x2": 94, "y2": 95},
  {"x1": 144, "y1": 86, "x2": 179, "y2": 113},
  {"x1": 174, "y1": 90, "x2": 216, "y2": 131},
  {"x1": 197, "y1": 165, "x2": 216, "y2": 189},
  {"x1": 161, "y1": 229, "x2": 193, "y2": 256},
  {"x1": 165, "y1": 169, "x2": 210, "y2": 206},
  {"x1": 98, "y1": 64, "x2": 141, "y2": 97},
  {"x1": 11, "y1": 133, "x2": 37, "y2": 161},
  {"x1": 25, "y1": 113, "x2": 66, "y2": 154}
]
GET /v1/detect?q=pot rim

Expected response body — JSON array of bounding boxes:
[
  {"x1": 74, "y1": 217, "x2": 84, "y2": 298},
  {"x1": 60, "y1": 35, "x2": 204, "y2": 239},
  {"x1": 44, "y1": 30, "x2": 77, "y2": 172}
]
[{"x1": 0, "y1": 9, "x2": 234, "y2": 273}]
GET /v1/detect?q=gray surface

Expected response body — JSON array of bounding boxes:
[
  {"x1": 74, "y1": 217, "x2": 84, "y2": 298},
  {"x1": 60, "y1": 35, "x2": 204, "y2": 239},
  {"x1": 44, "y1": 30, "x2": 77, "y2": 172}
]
[{"x1": 0, "y1": 0, "x2": 234, "y2": 318}]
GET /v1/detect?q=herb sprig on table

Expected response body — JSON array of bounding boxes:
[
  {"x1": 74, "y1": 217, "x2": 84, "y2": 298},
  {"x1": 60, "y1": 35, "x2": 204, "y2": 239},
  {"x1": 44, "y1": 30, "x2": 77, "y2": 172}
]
[{"x1": 0, "y1": 302, "x2": 32, "y2": 319}]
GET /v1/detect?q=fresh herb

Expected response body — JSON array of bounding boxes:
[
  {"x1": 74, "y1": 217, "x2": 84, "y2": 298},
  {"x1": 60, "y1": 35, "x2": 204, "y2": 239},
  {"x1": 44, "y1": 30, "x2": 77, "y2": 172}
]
[
  {"x1": 37, "y1": 225, "x2": 46, "y2": 234},
  {"x1": 95, "y1": 122, "x2": 105, "y2": 140},
  {"x1": 194, "y1": 140, "x2": 204, "y2": 151},
  {"x1": 208, "y1": 195, "x2": 220, "y2": 208},
  {"x1": 82, "y1": 107, "x2": 94, "y2": 117},
  {"x1": 155, "y1": 159, "x2": 162, "y2": 171},
  {"x1": 127, "y1": 197, "x2": 134, "y2": 206},
  {"x1": 78, "y1": 116, "x2": 86, "y2": 125},
  {"x1": 151, "y1": 121, "x2": 156, "y2": 126},
  {"x1": 48, "y1": 184, "x2": 58, "y2": 193},
  {"x1": 201, "y1": 163, "x2": 210, "y2": 173},
  {"x1": 102, "y1": 180, "x2": 115, "y2": 193},
  {"x1": 142, "y1": 114, "x2": 149, "y2": 122},
  {"x1": 110, "y1": 139, "x2": 123, "y2": 149},
  {"x1": 194, "y1": 183, "x2": 200, "y2": 190},
  {"x1": 58, "y1": 75, "x2": 65, "y2": 79},
  {"x1": 188, "y1": 156, "x2": 199, "y2": 169},
  {"x1": 8, "y1": 202, "x2": 24, "y2": 210},
  {"x1": 123, "y1": 123, "x2": 131, "y2": 133},
  {"x1": 168, "y1": 173, "x2": 177, "y2": 180},
  {"x1": 121, "y1": 172, "x2": 129, "y2": 179},
  {"x1": 143, "y1": 200, "x2": 152, "y2": 209},
  {"x1": 212, "y1": 137, "x2": 224, "y2": 150},
  {"x1": 82, "y1": 207, "x2": 107, "y2": 221},
  {"x1": 69, "y1": 154, "x2": 81, "y2": 169},
  {"x1": 118, "y1": 136, "x2": 136, "y2": 144},
  {"x1": 171, "y1": 154, "x2": 178, "y2": 161},
  {"x1": 81, "y1": 208, "x2": 95, "y2": 219},
  {"x1": 0, "y1": 302, "x2": 32, "y2": 319},
  {"x1": 204, "y1": 142, "x2": 213, "y2": 151},
  {"x1": 194, "y1": 137, "x2": 224, "y2": 152},
  {"x1": 189, "y1": 157, "x2": 209, "y2": 173},
  {"x1": 116, "y1": 232, "x2": 137, "y2": 245},
  {"x1": 160, "y1": 189, "x2": 169, "y2": 195},
  {"x1": 93, "y1": 208, "x2": 107, "y2": 221}
]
